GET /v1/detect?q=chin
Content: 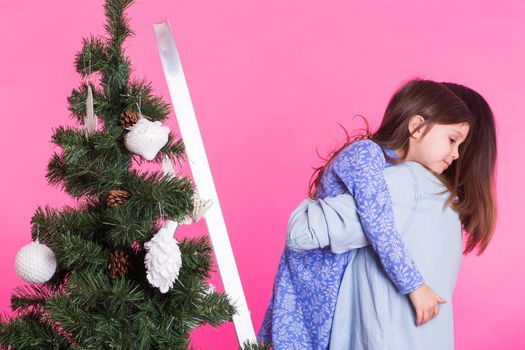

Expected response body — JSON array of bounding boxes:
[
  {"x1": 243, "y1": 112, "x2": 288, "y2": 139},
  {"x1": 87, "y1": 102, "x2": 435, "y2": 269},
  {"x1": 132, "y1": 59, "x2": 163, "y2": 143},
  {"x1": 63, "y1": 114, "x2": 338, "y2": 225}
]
[{"x1": 418, "y1": 163, "x2": 439, "y2": 175}]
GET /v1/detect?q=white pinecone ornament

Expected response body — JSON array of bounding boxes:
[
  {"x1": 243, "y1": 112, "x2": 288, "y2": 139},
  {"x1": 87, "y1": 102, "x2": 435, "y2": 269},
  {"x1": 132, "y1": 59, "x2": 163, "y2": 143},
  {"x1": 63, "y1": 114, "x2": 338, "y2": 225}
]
[
  {"x1": 124, "y1": 118, "x2": 170, "y2": 160},
  {"x1": 15, "y1": 240, "x2": 57, "y2": 284},
  {"x1": 144, "y1": 220, "x2": 182, "y2": 293}
]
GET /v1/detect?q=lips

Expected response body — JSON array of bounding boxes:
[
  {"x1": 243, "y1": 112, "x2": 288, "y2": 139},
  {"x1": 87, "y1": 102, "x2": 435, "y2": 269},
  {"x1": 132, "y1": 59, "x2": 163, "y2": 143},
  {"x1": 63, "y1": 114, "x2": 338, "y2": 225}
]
[{"x1": 443, "y1": 160, "x2": 450, "y2": 169}]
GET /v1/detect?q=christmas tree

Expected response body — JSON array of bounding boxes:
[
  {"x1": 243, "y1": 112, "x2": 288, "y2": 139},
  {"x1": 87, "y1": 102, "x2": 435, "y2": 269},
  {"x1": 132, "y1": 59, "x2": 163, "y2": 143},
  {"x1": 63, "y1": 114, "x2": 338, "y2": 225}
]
[{"x1": 0, "y1": 0, "x2": 257, "y2": 348}]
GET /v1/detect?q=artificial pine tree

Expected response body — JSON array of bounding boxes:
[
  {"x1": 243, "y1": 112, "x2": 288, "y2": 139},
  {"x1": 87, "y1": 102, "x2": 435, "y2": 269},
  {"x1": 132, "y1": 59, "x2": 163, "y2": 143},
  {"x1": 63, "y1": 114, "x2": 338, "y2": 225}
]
[{"x1": 0, "y1": 0, "x2": 245, "y2": 348}]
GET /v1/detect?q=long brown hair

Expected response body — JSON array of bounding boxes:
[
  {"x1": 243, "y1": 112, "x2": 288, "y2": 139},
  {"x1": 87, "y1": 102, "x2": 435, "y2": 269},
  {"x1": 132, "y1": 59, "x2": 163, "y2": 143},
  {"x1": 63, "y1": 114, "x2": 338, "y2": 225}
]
[
  {"x1": 308, "y1": 78, "x2": 497, "y2": 255},
  {"x1": 440, "y1": 82, "x2": 497, "y2": 254}
]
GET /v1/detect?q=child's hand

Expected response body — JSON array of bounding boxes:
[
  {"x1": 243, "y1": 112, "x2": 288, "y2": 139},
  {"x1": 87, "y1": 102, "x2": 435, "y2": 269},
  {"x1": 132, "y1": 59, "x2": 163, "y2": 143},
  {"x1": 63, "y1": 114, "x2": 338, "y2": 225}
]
[{"x1": 407, "y1": 283, "x2": 447, "y2": 327}]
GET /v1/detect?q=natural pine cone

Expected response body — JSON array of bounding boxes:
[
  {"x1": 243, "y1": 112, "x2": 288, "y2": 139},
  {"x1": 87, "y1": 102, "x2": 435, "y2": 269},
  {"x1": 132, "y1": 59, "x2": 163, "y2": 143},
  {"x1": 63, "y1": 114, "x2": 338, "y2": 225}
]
[
  {"x1": 106, "y1": 189, "x2": 130, "y2": 207},
  {"x1": 108, "y1": 250, "x2": 129, "y2": 279},
  {"x1": 120, "y1": 110, "x2": 139, "y2": 128}
]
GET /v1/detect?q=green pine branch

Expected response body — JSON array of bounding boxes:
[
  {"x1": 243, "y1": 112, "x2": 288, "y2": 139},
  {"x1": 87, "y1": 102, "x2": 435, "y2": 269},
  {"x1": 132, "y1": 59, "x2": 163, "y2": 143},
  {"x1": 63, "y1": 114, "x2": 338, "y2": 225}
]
[
  {"x1": 36, "y1": 168, "x2": 195, "y2": 247},
  {"x1": 52, "y1": 234, "x2": 108, "y2": 274},
  {"x1": 126, "y1": 78, "x2": 172, "y2": 121},
  {"x1": 47, "y1": 122, "x2": 142, "y2": 199},
  {"x1": 103, "y1": 0, "x2": 135, "y2": 49},
  {"x1": 10, "y1": 285, "x2": 54, "y2": 313},
  {"x1": 178, "y1": 236, "x2": 214, "y2": 277},
  {"x1": 30, "y1": 203, "x2": 104, "y2": 244},
  {"x1": 127, "y1": 170, "x2": 194, "y2": 219},
  {"x1": 198, "y1": 291, "x2": 236, "y2": 327},
  {"x1": 0, "y1": 309, "x2": 70, "y2": 349},
  {"x1": 156, "y1": 132, "x2": 187, "y2": 162},
  {"x1": 74, "y1": 36, "x2": 107, "y2": 78},
  {"x1": 44, "y1": 272, "x2": 145, "y2": 347}
]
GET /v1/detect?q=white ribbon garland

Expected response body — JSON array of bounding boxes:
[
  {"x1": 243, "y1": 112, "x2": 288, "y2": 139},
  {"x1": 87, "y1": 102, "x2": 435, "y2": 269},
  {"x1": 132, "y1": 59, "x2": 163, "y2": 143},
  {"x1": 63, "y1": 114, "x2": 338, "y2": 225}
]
[{"x1": 153, "y1": 21, "x2": 256, "y2": 345}]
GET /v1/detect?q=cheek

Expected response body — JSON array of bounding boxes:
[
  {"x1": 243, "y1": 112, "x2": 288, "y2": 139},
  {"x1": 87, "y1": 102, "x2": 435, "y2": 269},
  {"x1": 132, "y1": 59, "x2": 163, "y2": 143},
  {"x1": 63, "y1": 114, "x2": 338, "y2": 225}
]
[
  {"x1": 428, "y1": 138, "x2": 448, "y2": 154},
  {"x1": 423, "y1": 142, "x2": 446, "y2": 162},
  {"x1": 421, "y1": 142, "x2": 438, "y2": 158}
]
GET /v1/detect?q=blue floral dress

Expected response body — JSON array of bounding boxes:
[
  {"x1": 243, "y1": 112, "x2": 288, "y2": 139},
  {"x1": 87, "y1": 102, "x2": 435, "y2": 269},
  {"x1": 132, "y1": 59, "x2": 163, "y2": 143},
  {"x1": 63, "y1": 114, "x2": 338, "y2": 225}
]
[{"x1": 258, "y1": 139, "x2": 425, "y2": 349}]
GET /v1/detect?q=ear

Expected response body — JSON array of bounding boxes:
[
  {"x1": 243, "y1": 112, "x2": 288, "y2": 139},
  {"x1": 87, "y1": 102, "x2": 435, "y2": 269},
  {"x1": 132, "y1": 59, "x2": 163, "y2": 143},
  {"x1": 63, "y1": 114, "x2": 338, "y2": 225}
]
[{"x1": 408, "y1": 115, "x2": 425, "y2": 139}]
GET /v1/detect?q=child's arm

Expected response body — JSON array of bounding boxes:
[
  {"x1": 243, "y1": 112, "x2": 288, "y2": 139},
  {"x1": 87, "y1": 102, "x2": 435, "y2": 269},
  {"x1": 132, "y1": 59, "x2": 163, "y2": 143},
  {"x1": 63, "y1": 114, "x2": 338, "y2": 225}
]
[
  {"x1": 286, "y1": 193, "x2": 370, "y2": 253},
  {"x1": 332, "y1": 140, "x2": 424, "y2": 295}
]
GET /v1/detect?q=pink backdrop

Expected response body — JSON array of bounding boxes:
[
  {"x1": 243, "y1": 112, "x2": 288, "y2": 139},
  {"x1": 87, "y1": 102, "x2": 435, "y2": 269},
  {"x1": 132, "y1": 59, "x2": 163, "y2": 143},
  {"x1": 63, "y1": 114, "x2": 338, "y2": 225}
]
[{"x1": 1, "y1": 0, "x2": 524, "y2": 348}]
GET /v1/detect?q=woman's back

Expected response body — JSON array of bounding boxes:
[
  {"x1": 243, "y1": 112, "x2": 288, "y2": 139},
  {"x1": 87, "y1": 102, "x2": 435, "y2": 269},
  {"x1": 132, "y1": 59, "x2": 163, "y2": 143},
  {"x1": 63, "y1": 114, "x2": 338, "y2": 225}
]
[{"x1": 329, "y1": 162, "x2": 462, "y2": 349}]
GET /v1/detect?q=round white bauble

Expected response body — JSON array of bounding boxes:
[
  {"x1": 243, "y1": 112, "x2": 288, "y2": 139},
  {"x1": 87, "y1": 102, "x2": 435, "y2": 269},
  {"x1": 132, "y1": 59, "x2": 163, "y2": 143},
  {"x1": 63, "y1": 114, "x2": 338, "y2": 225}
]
[
  {"x1": 15, "y1": 241, "x2": 57, "y2": 284},
  {"x1": 124, "y1": 118, "x2": 170, "y2": 160}
]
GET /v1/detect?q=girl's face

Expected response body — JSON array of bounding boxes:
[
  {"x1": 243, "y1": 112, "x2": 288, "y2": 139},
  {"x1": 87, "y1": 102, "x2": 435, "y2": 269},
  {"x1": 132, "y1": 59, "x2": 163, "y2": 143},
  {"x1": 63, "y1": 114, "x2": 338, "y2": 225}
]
[{"x1": 402, "y1": 117, "x2": 470, "y2": 175}]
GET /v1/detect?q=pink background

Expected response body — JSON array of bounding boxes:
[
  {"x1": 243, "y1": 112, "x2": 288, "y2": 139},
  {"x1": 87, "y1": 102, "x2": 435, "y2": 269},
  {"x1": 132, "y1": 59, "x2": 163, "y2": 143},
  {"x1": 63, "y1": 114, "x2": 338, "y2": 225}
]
[{"x1": 1, "y1": 0, "x2": 524, "y2": 348}]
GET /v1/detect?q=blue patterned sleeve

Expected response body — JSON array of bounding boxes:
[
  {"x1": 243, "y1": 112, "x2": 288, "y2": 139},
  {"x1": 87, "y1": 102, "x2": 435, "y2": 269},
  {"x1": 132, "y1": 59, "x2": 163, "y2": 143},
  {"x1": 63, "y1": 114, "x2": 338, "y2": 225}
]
[{"x1": 332, "y1": 140, "x2": 425, "y2": 294}]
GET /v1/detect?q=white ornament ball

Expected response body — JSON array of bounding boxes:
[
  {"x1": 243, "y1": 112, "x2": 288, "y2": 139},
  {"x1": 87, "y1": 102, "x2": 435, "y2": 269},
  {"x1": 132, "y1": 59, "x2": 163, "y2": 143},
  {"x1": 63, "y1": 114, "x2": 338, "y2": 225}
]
[
  {"x1": 15, "y1": 241, "x2": 57, "y2": 284},
  {"x1": 124, "y1": 118, "x2": 170, "y2": 160},
  {"x1": 144, "y1": 220, "x2": 182, "y2": 293}
]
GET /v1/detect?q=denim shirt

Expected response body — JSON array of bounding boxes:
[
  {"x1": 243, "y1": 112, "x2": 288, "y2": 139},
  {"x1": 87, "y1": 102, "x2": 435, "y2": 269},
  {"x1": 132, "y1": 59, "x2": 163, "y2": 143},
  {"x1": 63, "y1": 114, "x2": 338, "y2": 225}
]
[{"x1": 259, "y1": 161, "x2": 462, "y2": 349}]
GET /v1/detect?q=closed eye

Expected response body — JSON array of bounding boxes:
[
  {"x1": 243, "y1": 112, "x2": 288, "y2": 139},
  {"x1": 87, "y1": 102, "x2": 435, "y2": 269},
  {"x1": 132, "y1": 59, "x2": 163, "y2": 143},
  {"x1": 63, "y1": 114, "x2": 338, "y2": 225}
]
[{"x1": 449, "y1": 137, "x2": 456, "y2": 143}]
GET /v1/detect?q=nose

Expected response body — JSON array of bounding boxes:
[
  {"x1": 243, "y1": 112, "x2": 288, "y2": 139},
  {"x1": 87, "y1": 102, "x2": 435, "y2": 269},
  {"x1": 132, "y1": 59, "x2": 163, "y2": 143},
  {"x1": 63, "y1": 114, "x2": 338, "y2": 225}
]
[{"x1": 451, "y1": 147, "x2": 459, "y2": 160}]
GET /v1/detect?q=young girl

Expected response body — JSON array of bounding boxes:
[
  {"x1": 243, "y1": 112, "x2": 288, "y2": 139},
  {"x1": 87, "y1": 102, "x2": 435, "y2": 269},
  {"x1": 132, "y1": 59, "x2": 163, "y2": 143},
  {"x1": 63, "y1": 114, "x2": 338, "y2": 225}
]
[{"x1": 258, "y1": 79, "x2": 497, "y2": 349}]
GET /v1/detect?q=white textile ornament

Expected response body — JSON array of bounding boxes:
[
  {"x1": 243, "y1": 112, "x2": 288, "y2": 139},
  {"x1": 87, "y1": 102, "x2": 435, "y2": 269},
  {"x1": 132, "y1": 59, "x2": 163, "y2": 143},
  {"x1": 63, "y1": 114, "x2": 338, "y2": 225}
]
[
  {"x1": 180, "y1": 194, "x2": 213, "y2": 225},
  {"x1": 84, "y1": 84, "x2": 98, "y2": 135},
  {"x1": 144, "y1": 220, "x2": 182, "y2": 293},
  {"x1": 15, "y1": 240, "x2": 57, "y2": 284},
  {"x1": 203, "y1": 283, "x2": 215, "y2": 295},
  {"x1": 124, "y1": 118, "x2": 170, "y2": 160}
]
